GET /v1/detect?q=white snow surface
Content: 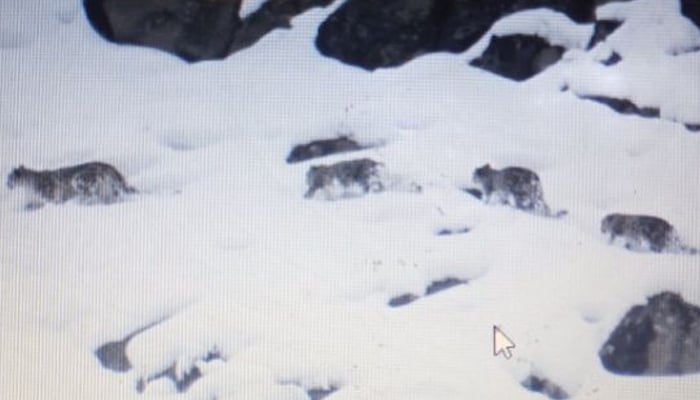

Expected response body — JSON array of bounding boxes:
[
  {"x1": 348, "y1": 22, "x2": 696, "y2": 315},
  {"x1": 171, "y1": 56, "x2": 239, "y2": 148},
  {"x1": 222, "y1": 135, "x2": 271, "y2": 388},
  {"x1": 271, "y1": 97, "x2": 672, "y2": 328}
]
[
  {"x1": 239, "y1": 0, "x2": 269, "y2": 19},
  {"x1": 1, "y1": 0, "x2": 700, "y2": 399}
]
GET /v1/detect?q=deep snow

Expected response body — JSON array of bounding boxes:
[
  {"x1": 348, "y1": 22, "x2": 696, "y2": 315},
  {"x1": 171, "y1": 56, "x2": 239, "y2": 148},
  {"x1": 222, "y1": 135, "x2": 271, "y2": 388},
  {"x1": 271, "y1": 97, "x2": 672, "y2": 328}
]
[{"x1": 1, "y1": 0, "x2": 699, "y2": 399}]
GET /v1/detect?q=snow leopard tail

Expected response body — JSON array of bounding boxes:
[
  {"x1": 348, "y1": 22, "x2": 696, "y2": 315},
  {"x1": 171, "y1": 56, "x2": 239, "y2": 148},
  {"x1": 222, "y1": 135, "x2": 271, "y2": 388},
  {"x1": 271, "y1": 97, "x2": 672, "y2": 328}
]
[
  {"x1": 548, "y1": 209, "x2": 568, "y2": 219},
  {"x1": 538, "y1": 203, "x2": 568, "y2": 219}
]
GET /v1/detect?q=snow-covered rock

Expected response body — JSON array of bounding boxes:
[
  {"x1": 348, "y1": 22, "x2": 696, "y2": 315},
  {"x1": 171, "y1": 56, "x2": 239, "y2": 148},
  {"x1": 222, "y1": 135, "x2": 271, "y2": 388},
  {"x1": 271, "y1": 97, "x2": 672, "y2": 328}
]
[
  {"x1": 600, "y1": 292, "x2": 700, "y2": 376},
  {"x1": 83, "y1": 0, "x2": 334, "y2": 61},
  {"x1": 470, "y1": 34, "x2": 566, "y2": 81},
  {"x1": 315, "y1": 0, "x2": 596, "y2": 70}
]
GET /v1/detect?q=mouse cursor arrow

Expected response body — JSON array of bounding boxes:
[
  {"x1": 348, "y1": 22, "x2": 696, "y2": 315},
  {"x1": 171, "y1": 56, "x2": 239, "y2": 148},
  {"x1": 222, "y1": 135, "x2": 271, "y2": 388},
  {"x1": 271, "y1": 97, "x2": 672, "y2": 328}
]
[{"x1": 493, "y1": 325, "x2": 516, "y2": 360}]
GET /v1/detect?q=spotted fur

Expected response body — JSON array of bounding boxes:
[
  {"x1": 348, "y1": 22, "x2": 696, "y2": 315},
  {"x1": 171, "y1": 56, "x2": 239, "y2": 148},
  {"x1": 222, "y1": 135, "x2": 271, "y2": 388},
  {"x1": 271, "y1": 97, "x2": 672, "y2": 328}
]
[{"x1": 7, "y1": 162, "x2": 136, "y2": 209}]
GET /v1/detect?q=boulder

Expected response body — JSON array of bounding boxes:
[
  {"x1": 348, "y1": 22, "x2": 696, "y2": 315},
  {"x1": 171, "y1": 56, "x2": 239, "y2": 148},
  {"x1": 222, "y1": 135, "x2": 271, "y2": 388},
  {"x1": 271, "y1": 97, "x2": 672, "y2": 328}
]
[
  {"x1": 83, "y1": 0, "x2": 334, "y2": 62},
  {"x1": 599, "y1": 51, "x2": 621, "y2": 66},
  {"x1": 95, "y1": 339, "x2": 132, "y2": 372},
  {"x1": 578, "y1": 95, "x2": 700, "y2": 133},
  {"x1": 136, "y1": 350, "x2": 223, "y2": 393},
  {"x1": 599, "y1": 292, "x2": 700, "y2": 375},
  {"x1": 304, "y1": 158, "x2": 384, "y2": 200},
  {"x1": 315, "y1": 0, "x2": 595, "y2": 70},
  {"x1": 436, "y1": 227, "x2": 470, "y2": 236},
  {"x1": 84, "y1": 0, "x2": 243, "y2": 62},
  {"x1": 579, "y1": 95, "x2": 660, "y2": 118},
  {"x1": 470, "y1": 34, "x2": 565, "y2": 81},
  {"x1": 307, "y1": 386, "x2": 339, "y2": 400},
  {"x1": 681, "y1": 0, "x2": 700, "y2": 29}
]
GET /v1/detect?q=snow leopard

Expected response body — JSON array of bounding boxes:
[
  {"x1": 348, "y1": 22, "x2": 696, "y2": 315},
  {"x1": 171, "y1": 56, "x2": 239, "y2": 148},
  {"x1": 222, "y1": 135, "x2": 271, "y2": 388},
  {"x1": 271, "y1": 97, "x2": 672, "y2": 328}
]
[
  {"x1": 304, "y1": 158, "x2": 384, "y2": 200},
  {"x1": 471, "y1": 164, "x2": 565, "y2": 217},
  {"x1": 6, "y1": 162, "x2": 136, "y2": 209},
  {"x1": 601, "y1": 213, "x2": 697, "y2": 254}
]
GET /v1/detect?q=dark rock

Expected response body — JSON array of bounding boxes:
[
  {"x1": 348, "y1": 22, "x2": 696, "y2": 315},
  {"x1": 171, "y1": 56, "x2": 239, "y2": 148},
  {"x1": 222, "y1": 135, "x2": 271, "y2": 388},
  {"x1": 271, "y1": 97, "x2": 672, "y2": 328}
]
[
  {"x1": 315, "y1": 0, "x2": 440, "y2": 70},
  {"x1": 436, "y1": 227, "x2": 471, "y2": 236},
  {"x1": 600, "y1": 51, "x2": 621, "y2": 66},
  {"x1": 307, "y1": 385, "x2": 339, "y2": 400},
  {"x1": 316, "y1": 0, "x2": 594, "y2": 70},
  {"x1": 579, "y1": 95, "x2": 660, "y2": 118},
  {"x1": 470, "y1": 34, "x2": 565, "y2": 81},
  {"x1": 388, "y1": 293, "x2": 420, "y2": 307},
  {"x1": 95, "y1": 340, "x2": 132, "y2": 372},
  {"x1": 462, "y1": 187, "x2": 483, "y2": 200},
  {"x1": 681, "y1": 0, "x2": 700, "y2": 29},
  {"x1": 95, "y1": 319, "x2": 168, "y2": 373},
  {"x1": 521, "y1": 374, "x2": 569, "y2": 399},
  {"x1": 83, "y1": 0, "x2": 334, "y2": 62},
  {"x1": 599, "y1": 292, "x2": 700, "y2": 375},
  {"x1": 84, "y1": 0, "x2": 243, "y2": 62},
  {"x1": 579, "y1": 96, "x2": 700, "y2": 134},
  {"x1": 425, "y1": 277, "x2": 467, "y2": 295},
  {"x1": 587, "y1": 19, "x2": 622, "y2": 49},
  {"x1": 84, "y1": 0, "x2": 114, "y2": 39},
  {"x1": 686, "y1": 123, "x2": 700, "y2": 132},
  {"x1": 287, "y1": 136, "x2": 365, "y2": 163}
]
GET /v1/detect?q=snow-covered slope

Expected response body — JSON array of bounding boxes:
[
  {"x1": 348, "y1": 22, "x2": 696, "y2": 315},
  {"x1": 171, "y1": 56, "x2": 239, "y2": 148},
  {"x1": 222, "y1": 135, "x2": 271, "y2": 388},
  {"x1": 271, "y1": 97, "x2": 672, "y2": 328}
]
[{"x1": 1, "y1": 0, "x2": 699, "y2": 399}]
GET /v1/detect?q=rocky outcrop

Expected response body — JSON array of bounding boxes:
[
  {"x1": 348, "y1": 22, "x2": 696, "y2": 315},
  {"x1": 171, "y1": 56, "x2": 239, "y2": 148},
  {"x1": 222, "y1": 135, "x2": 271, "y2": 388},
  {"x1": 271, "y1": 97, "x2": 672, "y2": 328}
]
[
  {"x1": 599, "y1": 292, "x2": 700, "y2": 376},
  {"x1": 576, "y1": 96, "x2": 699, "y2": 133},
  {"x1": 686, "y1": 124, "x2": 700, "y2": 132},
  {"x1": 287, "y1": 136, "x2": 365, "y2": 163},
  {"x1": 84, "y1": 0, "x2": 243, "y2": 61},
  {"x1": 315, "y1": 0, "x2": 595, "y2": 70},
  {"x1": 586, "y1": 19, "x2": 623, "y2": 49},
  {"x1": 681, "y1": 0, "x2": 700, "y2": 29},
  {"x1": 388, "y1": 277, "x2": 467, "y2": 308},
  {"x1": 83, "y1": 0, "x2": 333, "y2": 62},
  {"x1": 470, "y1": 34, "x2": 565, "y2": 81}
]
